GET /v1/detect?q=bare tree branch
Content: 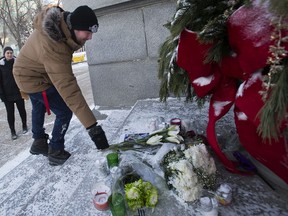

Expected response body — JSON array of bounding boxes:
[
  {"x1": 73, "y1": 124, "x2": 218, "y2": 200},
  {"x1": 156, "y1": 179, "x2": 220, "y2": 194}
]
[{"x1": 0, "y1": 0, "x2": 42, "y2": 49}]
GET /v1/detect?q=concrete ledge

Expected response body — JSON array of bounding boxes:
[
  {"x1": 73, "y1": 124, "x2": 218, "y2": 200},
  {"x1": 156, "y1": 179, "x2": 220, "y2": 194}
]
[
  {"x1": 62, "y1": 0, "x2": 130, "y2": 11},
  {"x1": 94, "y1": 0, "x2": 172, "y2": 17}
]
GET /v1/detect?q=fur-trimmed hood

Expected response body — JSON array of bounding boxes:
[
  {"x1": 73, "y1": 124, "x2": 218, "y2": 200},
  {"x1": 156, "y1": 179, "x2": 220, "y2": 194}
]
[
  {"x1": 34, "y1": 6, "x2": 79, "y2": 49},
  {"x1": 0, "y1": 56, "x2": 15, "y2": 65},
  {"x1": 42, "y1": 7, "x2": 64, "y2": 42},
  {"x1": 34, "y1": 7, "x2": 64, "y2": 42}
]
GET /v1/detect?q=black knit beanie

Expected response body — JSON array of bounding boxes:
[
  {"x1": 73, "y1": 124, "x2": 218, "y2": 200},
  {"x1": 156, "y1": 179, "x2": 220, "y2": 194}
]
[
  {"x1": 3, "y1": 46, "x2": 13, "y2": 55},
  {"x1": 70, "y1": 5, "x2": 98, "y2": 33}
]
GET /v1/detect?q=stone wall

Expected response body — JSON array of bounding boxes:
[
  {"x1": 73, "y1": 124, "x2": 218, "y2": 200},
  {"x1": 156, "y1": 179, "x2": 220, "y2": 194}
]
[{"x1": 62, "y1": 0, "x2": 176, "y2": 108}]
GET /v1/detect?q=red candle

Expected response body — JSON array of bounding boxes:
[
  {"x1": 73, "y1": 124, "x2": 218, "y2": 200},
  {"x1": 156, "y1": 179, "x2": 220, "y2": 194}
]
[
  {"x1": 170, "y1": 118, "x2": 181, "y2": 130},
  {"x1": 93, "y1": 192, "x2": 110, "y2": 211}
]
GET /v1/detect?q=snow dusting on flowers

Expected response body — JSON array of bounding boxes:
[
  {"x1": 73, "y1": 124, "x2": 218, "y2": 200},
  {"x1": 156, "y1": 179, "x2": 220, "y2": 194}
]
[
  {"x1": 184, "y1": 143, "x2": 216, "y2": 175},
  {"x1": 162, "y1": 143, "x2": 217, "y2": 202},
  {"x1": 167, "y1": 159, "x2": 202, "y2": 202}
]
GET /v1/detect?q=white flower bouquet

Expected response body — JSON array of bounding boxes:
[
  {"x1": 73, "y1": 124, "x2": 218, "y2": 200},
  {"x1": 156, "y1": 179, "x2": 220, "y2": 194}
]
[{"x1": 161, "y1": 143, "x2": 217, "y2": 202}]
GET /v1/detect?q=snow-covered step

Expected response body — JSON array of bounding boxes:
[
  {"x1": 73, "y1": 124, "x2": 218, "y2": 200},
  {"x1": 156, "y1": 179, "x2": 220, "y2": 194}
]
[
  {"x1": 15, "y1": 134, "x2": 98, "y2": 216},
  {"x1": 0, "y1": 127, "x2": 87, "y2": 215},
  {"x1": 0, "y1": 109, "x2": 131, "y2": 215}
]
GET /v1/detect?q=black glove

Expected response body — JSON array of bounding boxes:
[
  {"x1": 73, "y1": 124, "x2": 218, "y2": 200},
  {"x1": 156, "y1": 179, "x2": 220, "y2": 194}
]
[{"x1": 88, "y1": 125, "x2": 109, "y2": 150}]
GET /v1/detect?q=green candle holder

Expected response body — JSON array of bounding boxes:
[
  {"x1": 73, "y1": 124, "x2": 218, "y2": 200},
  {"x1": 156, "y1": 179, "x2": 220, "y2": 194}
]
[{"x1": 106, "y1": 152, "x2": 119, "y2": 168}]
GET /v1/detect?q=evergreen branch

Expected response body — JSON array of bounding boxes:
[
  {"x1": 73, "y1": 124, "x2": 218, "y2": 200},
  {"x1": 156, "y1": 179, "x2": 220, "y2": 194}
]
[
  {"x1": 158, "y1": 0, "x2": 250, "y2": 104},
  {"x1": 257, "y1": 62, "x2": 288, "y2": 142}
]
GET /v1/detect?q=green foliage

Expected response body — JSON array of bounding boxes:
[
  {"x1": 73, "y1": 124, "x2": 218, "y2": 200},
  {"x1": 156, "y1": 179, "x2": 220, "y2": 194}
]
[
  {"x1": 194, "y1": 168, "x2": 217, "y2": 190},
  {"x1": 158, "y1": 0, "x2": 287, "y2": 141},
  {"x1": 161, "y1": 149, "x2": 184, "y2": 190},
  {"x1": 158, "y1": 0, "x2": 248, "y2": 103},
  {"x1": 258, "y1": 61, "x2": 288, "y2": 142},
  {"x1": 124, "y1": 179, "x2": 158, "y2": 211},
  {"x1": 173, "y1": 0, "x2": 229, "y2": 33},
  {"x1": 161, "y1": 143, "x2": 217, "y2": 192},
  {"x1": 257, "y1": 6, "x2": 288, "y2": 141},
  {"x1": 158, "y1": 36, "x2": 191, "y2": 101}
]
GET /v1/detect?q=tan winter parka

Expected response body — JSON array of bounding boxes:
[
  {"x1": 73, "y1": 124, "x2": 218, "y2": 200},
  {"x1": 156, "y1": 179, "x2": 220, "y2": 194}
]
[{"x1": 13, "y1": 7, "x2": 96, "y2": 129}]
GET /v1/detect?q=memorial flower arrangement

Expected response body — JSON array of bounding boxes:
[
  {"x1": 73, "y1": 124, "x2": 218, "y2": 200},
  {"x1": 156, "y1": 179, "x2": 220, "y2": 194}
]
[
  {"x1": 106, "y1": 123, "x2": 217, "y2": 204},
  {"x1": 161, "y1": 143, "x2": 217, "y2": 202}
]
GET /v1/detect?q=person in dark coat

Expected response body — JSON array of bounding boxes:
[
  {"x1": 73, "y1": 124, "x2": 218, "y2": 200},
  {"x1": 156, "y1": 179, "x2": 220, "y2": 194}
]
[{"x1": 0, "y1": 46, "x2": 28, "y2": 140}]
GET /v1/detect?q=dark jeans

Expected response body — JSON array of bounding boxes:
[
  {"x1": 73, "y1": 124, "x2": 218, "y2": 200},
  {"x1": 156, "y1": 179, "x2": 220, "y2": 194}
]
[
  {"x1": 4, "y1": 99, "x2": 27, "y2": 132},
  {"x1": 29, "y1": 86, "x2": 72, "y2": 150}
]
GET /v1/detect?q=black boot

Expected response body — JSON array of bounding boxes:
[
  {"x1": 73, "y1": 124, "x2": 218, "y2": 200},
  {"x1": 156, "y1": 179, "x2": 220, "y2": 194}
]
[
  {"x1": 30, "y1": 134, "x2": 49, "y2": 156},
  {"x1": 22, "y1": 125, "x2": 28, "y2": 134},
  {"x1": 11, "y1": 130, "x2": 17, "y2": 140},
  {"x1": 48, "y1": 146, "x2": 71, "y2": 166}
]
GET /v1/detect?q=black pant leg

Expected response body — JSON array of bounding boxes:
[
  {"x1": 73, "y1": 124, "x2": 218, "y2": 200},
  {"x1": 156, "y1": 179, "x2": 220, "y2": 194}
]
[
  {"x1": 4, "y1": 101, "x2": 15, "y2": 132},
  {"x1": 15, "y1": 99, "x2": 27, "y2": 127}
]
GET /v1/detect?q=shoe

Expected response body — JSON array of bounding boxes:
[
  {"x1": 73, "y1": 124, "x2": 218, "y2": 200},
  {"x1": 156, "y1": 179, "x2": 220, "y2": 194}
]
[
  {"x1": 30, "y1": 134, "x2": 49, "y2": 156},
  {"x1": 48, "y1": 147, "x2": 71, "y2": 166},
  {"x1": 11, "y1": 132, "x2": 17, "y2": 140},
  {"x1": 22, "y1": 125, "x2": 28, "y2": 134}
]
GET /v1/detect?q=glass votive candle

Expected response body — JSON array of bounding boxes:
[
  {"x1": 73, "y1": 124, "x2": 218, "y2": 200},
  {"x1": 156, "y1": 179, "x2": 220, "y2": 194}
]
[
  {"x1": 106, "y1": 152, "x2": 119, "y2": 169},
  {"x1": 95, "y1": 156, "x2": 108, "y2": 176},
  {"x1": 91, "y1": 183, "x2": 111, "y2": 211},
  {"x1": 215, "y1": 183, "x2": 232, "y2": 205},
  {"x1": 170, "y1": 118, "x2": 182, "y2": 131}
]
